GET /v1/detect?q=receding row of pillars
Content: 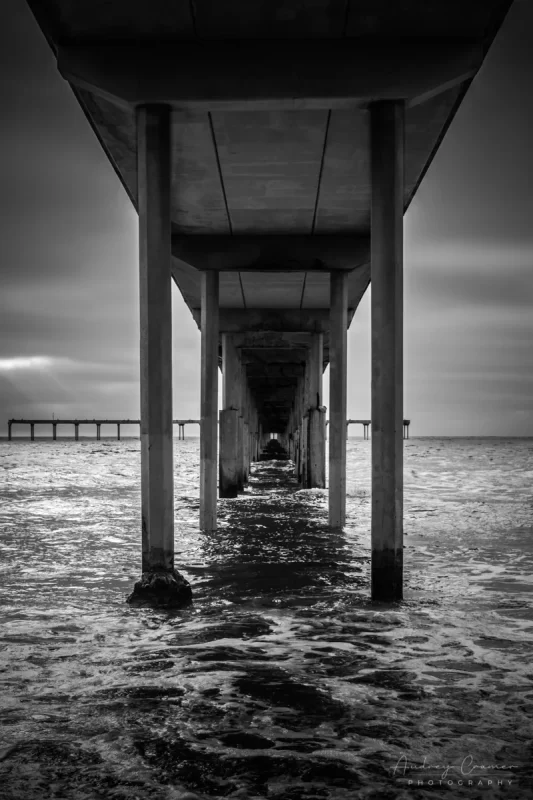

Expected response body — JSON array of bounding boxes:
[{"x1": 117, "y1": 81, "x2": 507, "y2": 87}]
[{"x1": 137, "y1": 99, "x2": 404, "y2": 600}]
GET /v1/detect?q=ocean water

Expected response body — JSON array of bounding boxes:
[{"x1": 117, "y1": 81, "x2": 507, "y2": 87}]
[{"x1": 0, "y1": 437, "x2": 532, "y2": 799}]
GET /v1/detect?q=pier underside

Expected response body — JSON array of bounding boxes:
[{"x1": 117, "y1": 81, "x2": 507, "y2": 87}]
[{"x1": 27, "y1": 0, "x2": 513, "y2": 602}]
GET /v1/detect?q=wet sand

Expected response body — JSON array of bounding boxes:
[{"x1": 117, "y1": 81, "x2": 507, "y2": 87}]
[{"x1": 0, "y1": 438, "x2": 532, "y2": 798}]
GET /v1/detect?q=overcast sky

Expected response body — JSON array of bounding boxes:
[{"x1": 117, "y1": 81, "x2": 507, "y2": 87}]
[{"x1": 1, "y1": 1, "x2": 532, "y2": 437}]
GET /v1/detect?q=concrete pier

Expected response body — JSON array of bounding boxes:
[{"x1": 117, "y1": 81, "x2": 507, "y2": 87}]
[
  {"x1": 200, "y1": 271, "x2": 219, "y2": 531},
  {"x1": 329, "y1": 272, "x2": 348, "y2": 528},
  {"x1": 370, "y1": 101, "x2": 404, "y2": 602},
  {"x1": 26, "y1": 0, "x2": 509, "y2": 604}
]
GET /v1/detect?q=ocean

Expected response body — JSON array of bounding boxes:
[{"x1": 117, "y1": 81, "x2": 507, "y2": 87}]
[{"x1": 0, "y1": 437, "x2": 532, "y2": 799}]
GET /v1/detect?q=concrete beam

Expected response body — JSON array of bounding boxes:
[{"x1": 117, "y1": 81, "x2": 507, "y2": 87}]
[
  {"x1": 370, "y1": 101, "x2": 404, "y2": 601},
  {"x1": 173, "y1": 235, "x2": 369, "y2": 272},
  {"x1": 58, "y1": 40, "x2": 482, "y2": 111},
  {"x1": 232, "y1": 332, "x2": 315, "y2": 349},
  {"x1": 196, "y1": 309, "x2": 335, "y2": 334},
  {"x1": 241, "y1": 347, "x2": 309, "y2": 364},
  {"x1": 245, "y1": 364, "x2": 306, "y2": 378}
]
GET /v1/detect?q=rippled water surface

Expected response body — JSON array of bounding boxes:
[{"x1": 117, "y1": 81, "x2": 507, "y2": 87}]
[{"x1": 1, "y1": 437, "x2": 532, "y2": 799}]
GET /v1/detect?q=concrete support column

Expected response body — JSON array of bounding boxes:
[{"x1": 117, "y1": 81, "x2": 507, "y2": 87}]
[
  {"x1": 31, "y1": 423, "x2": 35, "y2": 442},
  {"x1": 74, "y1": 423, "x2": 79, "y2": 441},
  {"x1": 308, "y1": 409, "x2": 326, "y2": 488},
  {"x1": 370, "y1": 100, "x2": 404, "y2": 601},
  {"x1": 307, "y1": 333, "x2": 326, "y2": 488},
  {"x1": 329, "y1": 271, "x2": 348, "y2": 527},
  {"x1": 241, "y1": 364, "x2": 249, "y2": 485},
  {"x1": 96, "y1": 424, "x2": 100, "y2": 441},
  {"x1": 200, "y1": 271, "x2": 219, "y2": 531},
  {"x1": 294, "y1": 377, "x2": 302, "y2": 479},
  {"x1": 220, "y1": 334, "x2": 242, "y2": 497},
  {"x1": 117, "y1": 423, "x2": 121, "y2": 441},
  {"x1": 128, "y1": 105, "x2": 191, "y2": 609},
  {"x1": 8, "y1": 422, "x2": 12, "y2": 441},
  {"x1": 300, "y1": 356, "x2": 311, "y2": 487}
]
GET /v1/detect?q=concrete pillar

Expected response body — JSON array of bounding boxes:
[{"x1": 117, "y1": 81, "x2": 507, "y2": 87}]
[
  {"x1": 200, "y1": 271, "x2": 219, "y2": 530},
  {"x1": 243, "y1": 420, "x2": 249, "y2": 483},
  {"x1": 96, "y1": 424, "x2": 100, "y2": 441},
  {"x1": 8, "y1": 422, "x2": 12, "y2": 441},
  {"x1": 329, "y1": 271, "x2": 348, "y2": 527},
  {"x1": 74, "y1": 423, "x2": 79, "y2": 441},
  {"x1": 117, "y1": 423, "x2": 121, "y2": 441},
  {"x1": 239, "y1": 363, "x2": 249, "y2": 485},
  {"x1": 294, "y1": 378, "x2": 302, "y2": 479},
  {"x1": 307, "y1": 333, "x2": 326, "y2": 488},
  {"x1": 308, "y1": 409, "x2": 326, "y2": 488},
  {"x1": 219, "y1": 409, "x2": 240, "y2": 496},
  {"x1": 220, "y1": 334, "x2": 242, "y2": 496},
  {"x1": 30, "y1": 423, "x2": 34, "y2": 442},
  {"x1": 370, "y1": 100, "x2": 404, "y2": 601},
  {"x1": 128, "y1": 105, "x2": 191, "y2": 608}
]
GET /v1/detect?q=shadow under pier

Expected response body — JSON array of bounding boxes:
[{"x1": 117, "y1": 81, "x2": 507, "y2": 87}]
[{"x1": 190, "y1": 459, "x2": 367, "y2": 606}]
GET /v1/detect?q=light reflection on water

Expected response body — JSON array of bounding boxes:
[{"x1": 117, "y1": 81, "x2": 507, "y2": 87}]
[{"x1": 0, "y1": 437, "x2": 532, "y2": 798}]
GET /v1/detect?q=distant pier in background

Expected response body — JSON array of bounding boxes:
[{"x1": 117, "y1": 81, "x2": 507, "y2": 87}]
[
  {"x1": 325, "y1": 419, "x2": 411, "y2": 440},
  {"x1": 8, "y1": 417, "x2": 409, "y2": 441},
  {"x1": 7, "y1": 419, "x2": 200, "y2": 441}
]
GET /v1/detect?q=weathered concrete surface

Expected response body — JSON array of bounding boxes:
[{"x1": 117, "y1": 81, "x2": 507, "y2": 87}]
[
  {"x1": 219, "y1": 409, "x2": 240, "y2": 498},
  {"x1": 200, "y1": 271, "x2": 219, "y2": 531},
  {"x1": 127, "y1": 568, "x2": 192, "y2": 609},
  {"x1": 370, "y1": 101, "x2": 404, "y2": 601},
  {"x1": 329, "y1": 272, "x2": 348, "y2": 527},
  {"x1": 220, "y1": 334, "x2": 243, "y2": 496},
  {"x1": 137, "y1": 105, "x2": 174, "y2": 575}
]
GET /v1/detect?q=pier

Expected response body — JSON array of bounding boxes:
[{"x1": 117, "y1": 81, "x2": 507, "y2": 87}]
[
  {"x1": 7, "y1": 419, "x2": 200, "y2": 441},
  {"x1": 8, "y1": 418, "x2": 409, "y2": 441},
  {"x1": 25, "y1": 0, "x2": 511, "y2": 605}
]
